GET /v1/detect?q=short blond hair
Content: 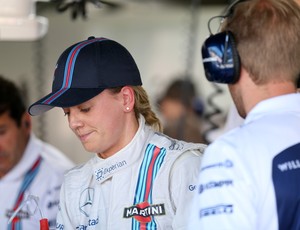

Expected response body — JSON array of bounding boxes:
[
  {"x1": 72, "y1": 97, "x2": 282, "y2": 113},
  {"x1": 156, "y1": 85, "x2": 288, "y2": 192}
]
[{"x1": 223, "y1": 0, "x2": 300, "y2": 85}]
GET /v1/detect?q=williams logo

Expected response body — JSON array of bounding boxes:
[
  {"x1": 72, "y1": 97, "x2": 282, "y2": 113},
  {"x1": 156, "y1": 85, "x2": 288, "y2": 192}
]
[
  {"x1": 123, "y1": 202, "x2": 165, "y2": 223},
  {"x1": 277, "y1": 159, "x2": 300, "y2": 172}
]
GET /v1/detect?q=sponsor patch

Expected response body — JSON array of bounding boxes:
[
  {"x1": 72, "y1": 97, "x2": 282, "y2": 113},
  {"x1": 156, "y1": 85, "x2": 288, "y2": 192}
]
[
  {"x1": 6, "y1": 209, "x2": 30, "y2": 220},
  {"x1": 94, "y1": 160, "x2": 127, "y2": 182},
  {"x1": 123, "y1": 202, "x2": 165, "y2": 223},
  {"x1": 199, "y1": 180, "x2": 233, "y2": 194},
  {"x1": 277, "y1": 159, "x2": 300, "y2": 172},
  {"x1": 201, "y1": 159, "x2": 233, "y2": 172},
  {"x1": 75, "y1": 217, "x2": 99, "y2": 230},
  {"x1": 79, "y1": 188, "x2": 94, "y2": 217},
  {"x1": 200, "y1": 204, "x2": 233, "y2": 218}
]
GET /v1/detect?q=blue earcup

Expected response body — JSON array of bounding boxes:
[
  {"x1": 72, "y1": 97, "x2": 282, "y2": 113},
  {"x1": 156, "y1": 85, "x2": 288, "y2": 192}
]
[{"x1": 201, "y1": 31, "x2": 241, "y2": 84}]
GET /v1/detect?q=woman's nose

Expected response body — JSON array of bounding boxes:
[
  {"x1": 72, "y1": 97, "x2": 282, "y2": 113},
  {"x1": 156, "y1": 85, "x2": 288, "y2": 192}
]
[{"x1": 68, "y1": 112, "x2": 83, "y2": 130}]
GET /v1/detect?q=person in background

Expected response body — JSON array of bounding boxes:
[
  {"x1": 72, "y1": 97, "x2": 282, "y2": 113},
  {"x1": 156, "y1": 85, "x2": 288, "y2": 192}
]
[
  {"x1": 157, "y1": 78, "x2": 206, "y2": 143},
  {"x1": 221, "y1": 103, "x2": 244, "y2": 134},
  {"x1": 207, "y1": 102, "x2": 244, "y2": 142},
  {"x1": 0, "y1": 75, "x2": 74, "y2": 229},
  {"x1": 28, "y1": 37, "x2": 206, "y2": 229},
  {"x1": 189, "y1": 0, "x2": 300, "y2": 229}
]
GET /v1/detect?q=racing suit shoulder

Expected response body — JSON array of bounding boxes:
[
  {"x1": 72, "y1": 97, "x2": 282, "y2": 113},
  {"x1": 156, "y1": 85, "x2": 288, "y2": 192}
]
[{"x1": 148, "y1": 133, "x2": 205, "y2": 229}]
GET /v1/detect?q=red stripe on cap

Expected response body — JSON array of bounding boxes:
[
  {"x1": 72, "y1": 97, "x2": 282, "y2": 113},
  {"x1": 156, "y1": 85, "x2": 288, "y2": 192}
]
[{"x1": 42, "y1": 38, "x2": 106, "y2": 105}]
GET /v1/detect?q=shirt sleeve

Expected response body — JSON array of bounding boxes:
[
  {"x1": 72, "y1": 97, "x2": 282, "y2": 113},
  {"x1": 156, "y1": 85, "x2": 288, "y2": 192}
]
[
  {"x1": 189, "y1": 140, "x2": 257, "y2": 230},
  {"x1": 169, "y1": 149, "x2": 203, "y2": 229},
  {"x1": 56, "y1": 181, "x2": 74, "y2": 229}
]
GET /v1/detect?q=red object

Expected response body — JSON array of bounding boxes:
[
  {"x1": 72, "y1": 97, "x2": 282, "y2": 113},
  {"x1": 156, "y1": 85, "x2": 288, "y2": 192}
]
[{"x1": 40, "y1": 218, "x2": 49, "y2": 230}]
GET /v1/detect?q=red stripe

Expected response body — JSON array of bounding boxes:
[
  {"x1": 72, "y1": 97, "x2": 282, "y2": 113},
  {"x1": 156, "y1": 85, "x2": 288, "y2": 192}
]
[
  {"x1": 13, "y1": 156, "x2": 42, "y2": 210},
  {"x1": 140, "y1": 224, "x2": 147, "y2": 230},
  {"x1": 13, "y1": 193, "x2": 24, "y2": 210},
  {"x1": 43, "y1": 88, "x2": 68, "y2": 104},
  {"x1": 144, "y1": 147, "x2": 161, "y2": 200},
  {"x1": 30, "y1": 156, "x2": 42, "y2": 172},
  {"x1": 65, "y1": 43, "x2": 85, "y2": 87},
  {"x1": 59, "y1": 38, "x2": 104, "y2": 89},
  {"x1": 43, "y1": 38, "x2": 105, "y2": 105},
  {"x1": 43, "y1": 42, "x2": 87, "y2": 104},
  {"x1": 10, "y1": 156, "x2": 42, "y2": 228}
]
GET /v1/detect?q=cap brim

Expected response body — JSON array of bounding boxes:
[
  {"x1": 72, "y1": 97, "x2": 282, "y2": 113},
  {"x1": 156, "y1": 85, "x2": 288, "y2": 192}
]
[{"x1": 28, "y1": 88, "x2": 104, "y2": 116}]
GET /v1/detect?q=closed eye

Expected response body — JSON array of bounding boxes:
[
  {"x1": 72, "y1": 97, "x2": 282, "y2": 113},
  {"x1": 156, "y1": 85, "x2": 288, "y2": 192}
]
[
  {"x1": 62, "y1": 109, "x2": 70, "y2": 116},
  {"x1": 80, "y1": 108, "x2": 90, "y2": 113}
]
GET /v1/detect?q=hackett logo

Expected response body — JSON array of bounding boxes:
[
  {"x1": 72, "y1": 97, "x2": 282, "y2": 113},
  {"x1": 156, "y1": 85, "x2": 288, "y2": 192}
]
[{"x1": 123, "y1": 202, "x2": 165, "y2": 223}]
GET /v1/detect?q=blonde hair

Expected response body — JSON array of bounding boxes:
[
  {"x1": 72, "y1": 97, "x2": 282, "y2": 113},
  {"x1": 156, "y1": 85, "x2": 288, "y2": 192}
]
[
  {"x1": 109, "y1": 86, "x2": 163, "y2": 132},
  {"x1": 132, "y1": 86, "x2": 162, "y2": 132},
  {"x1": 223, "y1": 0, "x2": 300, "y2": 85}
]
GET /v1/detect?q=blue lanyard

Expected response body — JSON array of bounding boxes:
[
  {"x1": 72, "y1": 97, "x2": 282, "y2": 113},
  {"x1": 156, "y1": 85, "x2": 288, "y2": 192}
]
[{"x1": 7, "y1": 156, "x2": 42, "y2": 230}]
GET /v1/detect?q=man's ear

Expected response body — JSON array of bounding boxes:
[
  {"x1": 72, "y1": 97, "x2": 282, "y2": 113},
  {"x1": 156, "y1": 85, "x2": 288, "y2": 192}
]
[{"x1": 22, "y1": 112, "x2": 32, "y2": 130}]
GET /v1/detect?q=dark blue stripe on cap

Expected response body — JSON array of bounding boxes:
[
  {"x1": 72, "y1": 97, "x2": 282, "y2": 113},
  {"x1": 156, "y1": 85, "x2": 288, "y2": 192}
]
[{"x1": 42, "y1": 38, "x2": 107, "y2": 105}]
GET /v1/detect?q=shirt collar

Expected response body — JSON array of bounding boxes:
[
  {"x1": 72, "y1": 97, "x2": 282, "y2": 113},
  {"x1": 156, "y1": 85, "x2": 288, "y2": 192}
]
[
  {"x1": 92, "y1": 116, "x2": 154, "y2": 183},
  {"x1": 2, "y1": 134, "x2": 40, "y2": 181},
  {"x1": 245, "y1": 93, "x2": 300, "y2": 125}
]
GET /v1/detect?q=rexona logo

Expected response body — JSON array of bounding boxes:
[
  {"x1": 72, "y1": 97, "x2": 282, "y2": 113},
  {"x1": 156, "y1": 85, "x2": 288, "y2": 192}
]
[{"x1": 123, "y1": 202, "x2": 165, "y2": 223}]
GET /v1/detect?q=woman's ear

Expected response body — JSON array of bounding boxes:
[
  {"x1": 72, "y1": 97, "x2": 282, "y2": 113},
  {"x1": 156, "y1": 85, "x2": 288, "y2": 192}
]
[{"x1": 121, "y1": 86, "x2": 135, "y2": 112}]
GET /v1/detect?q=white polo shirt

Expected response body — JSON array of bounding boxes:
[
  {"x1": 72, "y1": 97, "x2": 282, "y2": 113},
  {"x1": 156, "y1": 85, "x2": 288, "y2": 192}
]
[
  {"x1": 0, "y1": 134, "x2": 74, "y2": 229},
  {"x1": 189, "y1": 93, "x2": 300, "y2": 230}
]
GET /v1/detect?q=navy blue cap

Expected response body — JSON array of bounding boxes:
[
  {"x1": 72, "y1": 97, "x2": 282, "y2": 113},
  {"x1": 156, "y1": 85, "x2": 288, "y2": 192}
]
[{"x1": 28, "y1": 37, "x2": 142, "y2": 116}]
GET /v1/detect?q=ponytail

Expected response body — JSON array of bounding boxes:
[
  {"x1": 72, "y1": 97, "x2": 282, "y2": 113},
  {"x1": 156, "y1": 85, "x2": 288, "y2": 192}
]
[{"x1": 132, "y1": 86, "x2": 162, "y2": 132}]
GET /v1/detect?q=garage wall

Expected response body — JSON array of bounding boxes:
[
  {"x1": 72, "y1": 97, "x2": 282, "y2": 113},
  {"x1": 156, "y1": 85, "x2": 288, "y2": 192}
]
[{"x1": 0, "y1": 1, "x2": 232, "y2": 163}]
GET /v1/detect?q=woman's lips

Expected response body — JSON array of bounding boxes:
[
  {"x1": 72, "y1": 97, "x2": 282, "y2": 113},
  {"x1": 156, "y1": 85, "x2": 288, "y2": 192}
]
[{"x1": 78, "y1": 131, "x2": 93, "y2": 142}]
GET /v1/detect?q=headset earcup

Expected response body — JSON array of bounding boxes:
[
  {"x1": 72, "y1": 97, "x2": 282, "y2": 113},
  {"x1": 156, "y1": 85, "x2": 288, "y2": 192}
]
[
  {"x1": 201, "y1": 31, "x2": 241, "y2": 84},
  {"x1": 227, "y1": 31, "x2": 241, "y2": 83}
]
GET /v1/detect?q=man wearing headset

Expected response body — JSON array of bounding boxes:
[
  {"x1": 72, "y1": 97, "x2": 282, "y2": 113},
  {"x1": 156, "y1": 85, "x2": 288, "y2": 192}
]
[{"x1": 189, "y1": 0, "x2": 300, "y2": 229}]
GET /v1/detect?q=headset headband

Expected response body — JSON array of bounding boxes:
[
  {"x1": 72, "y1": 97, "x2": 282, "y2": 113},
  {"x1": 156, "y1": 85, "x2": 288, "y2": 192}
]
[{"x1": 201, "y1": 0, "x2": 246, "y2": 84}]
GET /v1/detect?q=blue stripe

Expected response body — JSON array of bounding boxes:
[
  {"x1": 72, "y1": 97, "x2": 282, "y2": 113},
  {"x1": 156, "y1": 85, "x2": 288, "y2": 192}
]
[
  {"x1": 134, "y1": 145, "x2": 154, "y2": 203},
  {"x1": 132, "y1": 144, "x2": 166, "y2": 230},
  {"x1": 42, "y1": 38, "x2": 107, "y2": 104},
  {"x1": 149, "y1": 148, "x2": 166, "y2": 203},
  {"x1": 17, "y1": 168, "x2": 40, "y2": 197},
  {"x1": 8, "y1": 157, "x2": 42, "y2": 230},
  {"x1": 46, "y1": 41, "x2": 92, "y2": 104},
  {"x1": 63, "y1": 44, "x2": 83, "y2": 88}
]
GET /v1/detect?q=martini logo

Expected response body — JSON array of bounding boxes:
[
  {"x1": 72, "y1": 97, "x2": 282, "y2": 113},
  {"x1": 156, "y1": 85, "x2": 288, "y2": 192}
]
[{"x1": 123, "y1": 202, "x2": 165, "y2": 223}]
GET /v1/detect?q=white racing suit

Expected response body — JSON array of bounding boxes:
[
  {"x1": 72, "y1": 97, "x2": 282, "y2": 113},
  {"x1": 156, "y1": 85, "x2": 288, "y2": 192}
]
[
  {"x1": 56, "y1": 116, "x2": 205, "y2": 229},
  {"x1": 189, "y1": 94, "x2": 300, "y2": 230}
]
